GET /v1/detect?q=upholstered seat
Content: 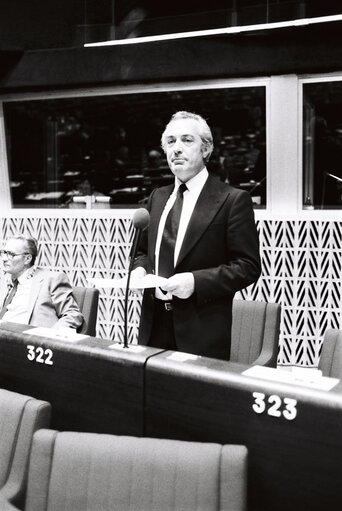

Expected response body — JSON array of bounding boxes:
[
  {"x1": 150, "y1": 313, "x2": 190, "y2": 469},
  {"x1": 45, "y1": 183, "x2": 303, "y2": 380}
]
[
  {"x1": 22, "y1": 430, "x2": 247, "y2": 511},
  {"x1": 0, "y1": 389, "x2": 50, "y2": 510},
  {"x1": 318, "y1": 329, "x2": 342, "y2": 377},
  {"x1": 230, "y1": 299, "x2": 281, "y2": 367},
  {"x1": 72, "y1": 286, "x2": 99, "y2": 336}
]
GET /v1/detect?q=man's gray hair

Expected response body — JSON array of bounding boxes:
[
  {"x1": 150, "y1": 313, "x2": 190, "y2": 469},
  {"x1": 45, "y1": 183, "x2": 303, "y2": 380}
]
[
  {"x1": 161, "y1": 111, "x2": 214, "y2": 163},
  {"x1": 10, "y1": 235, "x2": 38, "y2": 266}
]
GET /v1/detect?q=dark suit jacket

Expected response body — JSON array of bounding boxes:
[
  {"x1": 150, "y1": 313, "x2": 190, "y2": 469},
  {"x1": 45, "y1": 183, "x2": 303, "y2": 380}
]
[{"x1": 135, "y1": 174, "x2": 261, "y2": 360}]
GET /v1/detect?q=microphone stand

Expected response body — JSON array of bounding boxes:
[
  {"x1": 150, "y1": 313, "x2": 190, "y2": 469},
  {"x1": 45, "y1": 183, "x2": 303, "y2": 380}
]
[
  {"x1": 123, "y1": 229, "x2": 142, "y2": 349},
  {"x1": 122, "y1": 207, "x2": 149, "y2": 349}
]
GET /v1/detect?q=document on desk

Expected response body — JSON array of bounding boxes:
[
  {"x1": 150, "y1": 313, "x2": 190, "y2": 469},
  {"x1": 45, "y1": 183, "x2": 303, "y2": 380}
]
[
  {"x1": 88, "y1": 274, "x2": 167, "y2": 289},
  {"x1": 23, "y1": 327, "x2": 89, "y2": 343},
  {"x1": 243, "y1": 365, "x2": 340, "y2": 391}
]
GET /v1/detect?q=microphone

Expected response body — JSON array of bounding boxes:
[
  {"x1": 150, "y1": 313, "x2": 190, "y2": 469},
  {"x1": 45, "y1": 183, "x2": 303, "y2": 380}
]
[
  {"x1": 129, "y1": 208, "x2": 150, "y2": 262},
  {"x1": 123, "y1": 208, "x2": 150, "y2": 348}
]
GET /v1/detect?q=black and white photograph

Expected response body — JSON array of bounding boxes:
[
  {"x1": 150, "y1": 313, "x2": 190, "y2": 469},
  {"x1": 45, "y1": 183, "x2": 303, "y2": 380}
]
[{"x1": 0, "y1": 1, "x2": 341, "y2": 510}]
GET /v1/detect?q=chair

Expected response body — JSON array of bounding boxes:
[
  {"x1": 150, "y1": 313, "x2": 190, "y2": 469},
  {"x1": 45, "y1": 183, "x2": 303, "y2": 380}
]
[
  {"x1": 72, "y1": 286, "x2": 99, "y2": 336},
  {"x1": 318, "y1": 329, "x2": 342, "y2": 377},
  {"x1": 230, "y1": 299, "x2": 281, "y2": 367},
  {"x1": 22, "y1": 430, "x2": 247, "y2": 511},
  {"x1": 0, "y1": 389, "x2": 50, "y2": 510}
]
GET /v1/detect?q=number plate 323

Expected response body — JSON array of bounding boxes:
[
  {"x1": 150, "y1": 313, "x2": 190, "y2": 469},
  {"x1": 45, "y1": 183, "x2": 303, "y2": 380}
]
[{"x1": 252, "y1": 392, "x2": 297, "y2": 420}]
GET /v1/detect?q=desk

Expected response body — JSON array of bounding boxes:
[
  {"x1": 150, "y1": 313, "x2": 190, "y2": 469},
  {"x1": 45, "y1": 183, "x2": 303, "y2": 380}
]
[
  {"x1": 0, "y1": 322, "x2": 341, "y2": 509},
  {"x1": 0, "y1": 322, "x2": 163, "y2": 436},
  {"x1": 145, "y1": 352, "x2": 342, "y2": 511}
]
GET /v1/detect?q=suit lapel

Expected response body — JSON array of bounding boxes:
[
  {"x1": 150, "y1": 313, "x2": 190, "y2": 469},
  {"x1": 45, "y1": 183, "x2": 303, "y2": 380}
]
[
  {"x1": 176, "y1": 175, "x2": 230, "y2": 268},
  {"x1": 27, "y1": 269, "x2": 45, "y2": 321}
]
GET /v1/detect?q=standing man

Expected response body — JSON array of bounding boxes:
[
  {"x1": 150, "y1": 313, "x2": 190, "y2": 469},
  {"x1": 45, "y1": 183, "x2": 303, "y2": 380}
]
[
  {"x1": 133, "y1": 111, "x2": 261, "y2": 360},
  {"x1": 0, "y1": 235, "x2": 84, "y2": 330}
]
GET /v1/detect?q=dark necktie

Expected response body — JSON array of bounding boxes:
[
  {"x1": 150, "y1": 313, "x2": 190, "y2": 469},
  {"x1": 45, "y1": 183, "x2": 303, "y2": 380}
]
[
  {"x1": 0, "y1": 279, "x2": 18, "y2": 319},
  {"x1": 158, "y1": 183, "x2": 187, "y2": 278}
]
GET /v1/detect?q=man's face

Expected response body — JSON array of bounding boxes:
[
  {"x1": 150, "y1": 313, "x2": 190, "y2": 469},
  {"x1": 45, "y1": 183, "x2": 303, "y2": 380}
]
[
  {"x1": 1, "y1": 239, "x2": 31, "y2": 279},
  {"x1": 163, "y1": 118, "x2": 208, "y2": 183}
]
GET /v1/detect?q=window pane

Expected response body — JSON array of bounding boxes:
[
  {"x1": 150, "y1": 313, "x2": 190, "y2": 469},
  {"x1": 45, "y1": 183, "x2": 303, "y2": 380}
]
[
  {"x1": 303, "y1": 81, "x2": 342, "y2": 209},
  {"x1": 4, "y1": 86, "x2": 266, "y2": 209}
]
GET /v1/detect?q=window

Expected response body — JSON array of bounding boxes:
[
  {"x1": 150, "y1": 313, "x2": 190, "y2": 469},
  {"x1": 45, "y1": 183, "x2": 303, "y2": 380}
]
[
  {"x1": 303, "y1": 80, "x2": 342, "y2": 209},
  {"x1": 4, "y1": 85, "x2": 266, "y2": 208}
]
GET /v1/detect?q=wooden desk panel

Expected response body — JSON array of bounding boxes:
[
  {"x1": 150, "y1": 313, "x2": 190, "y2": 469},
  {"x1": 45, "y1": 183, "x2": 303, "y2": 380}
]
[
  {"x1": 145, "y1": 353, "x2": 342, "y2": 511},
  {"x1": 0, "y1": 322, "x2": 162, "y2": 436}
]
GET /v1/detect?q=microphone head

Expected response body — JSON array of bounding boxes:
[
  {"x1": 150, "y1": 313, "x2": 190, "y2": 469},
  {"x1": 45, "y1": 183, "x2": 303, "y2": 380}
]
[{"x1": 132, "y1": 208, "x2": 150, "y2": 230}]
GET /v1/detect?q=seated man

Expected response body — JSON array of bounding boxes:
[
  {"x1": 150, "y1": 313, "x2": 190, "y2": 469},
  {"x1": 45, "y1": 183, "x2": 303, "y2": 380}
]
[{"x1": 0, "y1": 235, "x2": 83, "y2": 330}]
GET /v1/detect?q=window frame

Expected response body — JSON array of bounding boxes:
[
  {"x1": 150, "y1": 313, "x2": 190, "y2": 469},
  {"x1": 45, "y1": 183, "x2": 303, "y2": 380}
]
[
  {"x1": 299, "y1": 72, "x2": 342, "y2": 216},
  {"x1": 0, "y1": 77, "x2": 270, "y2": 217}
]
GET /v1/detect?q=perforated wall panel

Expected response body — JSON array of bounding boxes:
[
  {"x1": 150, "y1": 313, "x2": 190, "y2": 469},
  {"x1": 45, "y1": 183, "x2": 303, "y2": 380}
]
[{"x1": 1, "y1": 216, "x2": 341, "y2": 366}]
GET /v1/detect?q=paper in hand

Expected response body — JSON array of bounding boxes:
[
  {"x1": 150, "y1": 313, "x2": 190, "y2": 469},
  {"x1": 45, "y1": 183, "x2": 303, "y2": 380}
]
[{"x1": 88, "y1": 274, "x2": 167, "y2": 289}]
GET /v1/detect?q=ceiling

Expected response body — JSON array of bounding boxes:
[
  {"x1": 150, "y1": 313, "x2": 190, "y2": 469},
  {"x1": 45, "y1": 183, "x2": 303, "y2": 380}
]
[{"x1": 0, "y1": 0, "x2": 341, "y2": 52}]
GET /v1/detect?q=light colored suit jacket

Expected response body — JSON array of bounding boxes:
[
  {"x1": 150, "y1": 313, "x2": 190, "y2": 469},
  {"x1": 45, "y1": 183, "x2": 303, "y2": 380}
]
[
  {"x1": 135, "y1": 174, "x2": 261, "y2": 360},
  {"x1": 0, "y1": 267, "x2": 83, "y2": 330}
]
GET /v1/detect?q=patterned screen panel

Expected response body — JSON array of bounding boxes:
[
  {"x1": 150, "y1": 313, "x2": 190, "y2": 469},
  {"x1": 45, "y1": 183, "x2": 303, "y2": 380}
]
[{"x1": 1, "y1": 215, "x2": 341, "y2": 366}]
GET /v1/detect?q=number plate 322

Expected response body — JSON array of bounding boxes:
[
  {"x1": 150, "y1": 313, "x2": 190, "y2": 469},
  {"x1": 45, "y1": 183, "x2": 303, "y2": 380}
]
[{"x1": 27, "y1": 345, "x2": 53, "y2": 366}]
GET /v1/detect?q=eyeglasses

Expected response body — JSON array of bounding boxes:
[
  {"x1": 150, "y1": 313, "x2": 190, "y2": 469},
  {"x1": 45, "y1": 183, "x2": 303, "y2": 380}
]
[{"x1": 0, "y1": 250, "x2": 29, "y2": 260}]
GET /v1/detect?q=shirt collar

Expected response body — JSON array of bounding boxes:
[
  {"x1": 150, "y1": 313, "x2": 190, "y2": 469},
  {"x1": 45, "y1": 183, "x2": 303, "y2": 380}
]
[
  {"x1": 175, "y1": 167, "x2": 209, "y2": 194},
  {"x1": 17, "y1": 265, "x2": 36, "y2": 285}
]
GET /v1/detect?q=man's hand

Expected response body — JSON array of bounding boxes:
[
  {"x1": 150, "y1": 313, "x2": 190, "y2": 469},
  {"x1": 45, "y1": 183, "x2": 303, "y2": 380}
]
[
  {"x1": 130, "y1": 266, "x2": 147, "y2": 293},
  {"x1": 161, "y1": 272, "x2": 195, "y2": 299},
  {"x1": 130, "y1": 266, "x2": 147, "y2": 279}
]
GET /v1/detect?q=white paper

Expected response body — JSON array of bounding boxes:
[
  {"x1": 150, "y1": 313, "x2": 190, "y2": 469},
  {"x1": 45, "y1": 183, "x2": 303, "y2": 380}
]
[
  {"x1": 88, "y1": 274, "x2": 167, "y2": 289},
  {"x1": 242, "y1": 365, "x2": 340, "y2": 391},
  {"x1": 291, "y1": 367, "x2": 322, "y2": 381},
  {"x1": 23, "y1": 327, "x2": 89, "y2": 343},
  {"x1": 166, "y1": 352, "x2": 199, "y2": 362}
]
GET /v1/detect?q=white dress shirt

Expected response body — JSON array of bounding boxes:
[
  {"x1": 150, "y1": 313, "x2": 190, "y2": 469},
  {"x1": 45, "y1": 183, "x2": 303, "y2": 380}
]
[{"x1": 154, "y1": 167, "x2": 208, "y2": 299}]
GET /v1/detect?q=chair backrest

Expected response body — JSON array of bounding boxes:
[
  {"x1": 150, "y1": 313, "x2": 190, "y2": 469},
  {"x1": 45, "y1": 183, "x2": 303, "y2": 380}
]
[
  {"x1": 72, "y1": 286, "x2": 99, "y2": 336},
  {"x1": 25, "y1": 430, "x2": 247, "y2": 511},
  {"x1": 318, "y1": 329, "x2": 342, "y2": 377},
  {"x1": 230, "y1": 299, "x2": 281, "y2": 367},
  {"x1": 0, "y1": 389, "x2": 50, "y2": 509}
]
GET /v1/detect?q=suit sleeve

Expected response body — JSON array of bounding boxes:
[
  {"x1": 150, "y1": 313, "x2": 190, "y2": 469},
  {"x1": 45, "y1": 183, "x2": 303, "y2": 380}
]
[
  {"x1": 193, "y1": 190, "x2": 261, "y2": 305},
  {"x1": 49, "y1": 272, "x2": 84, "y2": 329}
]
